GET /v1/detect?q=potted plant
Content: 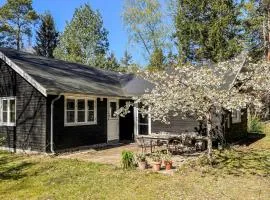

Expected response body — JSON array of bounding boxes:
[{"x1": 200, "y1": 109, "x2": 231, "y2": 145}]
[
  {"x1": 136, "y1": 153, "x2": 147, "y2": 170},
  {"x1": 163, "y1": 152, "x2": 173, "y2": 170},
  {"x1": 151, "y1": 152, "x2": 162, "y2": 171}
]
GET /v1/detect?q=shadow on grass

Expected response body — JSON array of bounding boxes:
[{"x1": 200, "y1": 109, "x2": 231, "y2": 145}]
[
  {"x1": 0, "y1": 154, "x2": 35, "y2": 180},
  {"x1": 236, "y1": 132, "x2": 266, "y2": 146},
  {"x1": 211, "y1": 148, "x2": 270, "y2": 176},
  {"x1": 188, "y1": 148, "x2": 270, "y2": 177}
]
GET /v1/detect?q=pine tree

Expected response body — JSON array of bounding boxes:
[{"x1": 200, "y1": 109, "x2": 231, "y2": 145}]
[
  {"x1": 106, "y1": 52, "x2": 120, "y2": 70},
  {"x1": 175, "y1": 0, "x2": 243, "y2": 63},
  {"x1": 35, "y1": 12, "x2": 59, "y2": 58},
  {"x1": 120, "y1": 50, "x2": 133, "y2": 67},
  {"x1": 0, "y1": 0, "x2": 38, "y2": 50},
  {"x1": 243, "y1": 0, "x2": 270, "y2": 61},
  {"x1": 148, "y1": 48, "x2": 165, "y2": 71}
]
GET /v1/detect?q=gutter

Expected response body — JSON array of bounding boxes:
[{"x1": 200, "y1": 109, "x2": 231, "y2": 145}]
[{"x1": 50, "y1": 94, "x2": 62, "y2": 154}]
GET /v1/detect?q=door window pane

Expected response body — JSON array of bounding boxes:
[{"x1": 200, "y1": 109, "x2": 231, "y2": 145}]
[{"x1": 110, "y1": 102, "x2": 117, "y2": 118}]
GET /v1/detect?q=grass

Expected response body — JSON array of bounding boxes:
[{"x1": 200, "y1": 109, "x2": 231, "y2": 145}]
[{"x1": 1, "y1": 126, "x2": 270, "y2": 199}]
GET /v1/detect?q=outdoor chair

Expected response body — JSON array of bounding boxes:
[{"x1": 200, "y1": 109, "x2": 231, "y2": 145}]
[
  {"x1": 168, "y1": 139, "x2": 184, "y2": 154},
  {"x1": 136, "y1": 138, "x2": 146, "y2": 153}
]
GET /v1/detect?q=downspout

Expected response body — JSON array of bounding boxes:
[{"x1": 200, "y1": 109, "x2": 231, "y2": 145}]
[{"x1": 50, "y1": 94, "x2": 61, "y2": 154}]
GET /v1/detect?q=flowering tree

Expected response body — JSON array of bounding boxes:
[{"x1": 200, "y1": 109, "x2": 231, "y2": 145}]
[{"x1": 118, "y1": 56, "x2": 270, "y2": 162}]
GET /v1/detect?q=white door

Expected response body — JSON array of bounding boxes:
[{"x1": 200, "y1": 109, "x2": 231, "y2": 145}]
[{"x1": 107, "y1": 99, "x2": 119, "y2": 142}]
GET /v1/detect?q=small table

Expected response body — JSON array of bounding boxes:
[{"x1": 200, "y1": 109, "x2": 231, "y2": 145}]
[{"x1": 136, "y1": 133, "x2": 181, "y2": 153}]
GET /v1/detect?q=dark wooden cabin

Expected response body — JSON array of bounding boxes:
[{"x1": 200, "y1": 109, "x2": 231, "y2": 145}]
[{"x1": 0, "y1": 48, "x2": 247, "y2": 153}]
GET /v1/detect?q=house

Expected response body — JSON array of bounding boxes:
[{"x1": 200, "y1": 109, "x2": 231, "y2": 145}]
[{"x1": 0, "y1": 48, "x2": 247, "y2": 153}]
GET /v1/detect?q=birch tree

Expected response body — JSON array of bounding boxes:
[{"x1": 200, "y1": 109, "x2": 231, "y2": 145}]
[{"x1": 122, "y1": 0, "x2": 169, "y2": 57}]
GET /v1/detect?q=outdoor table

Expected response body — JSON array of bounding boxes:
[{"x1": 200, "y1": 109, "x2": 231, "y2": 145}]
[
  {"x1": 136, "y1": 133, "x2": 181, "y2": 153},
  {"x1": 136, "y1": 132, "x2": 208, "y2": 153}
]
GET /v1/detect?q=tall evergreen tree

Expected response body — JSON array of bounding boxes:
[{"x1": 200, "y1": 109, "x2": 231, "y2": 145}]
[
  {"x1": 54, "y1": 3, "x2": 109, "y2": 66},
  {"x1": 175, "y1": 0, "x2": 243, "y2": 63},
  {"x1": 0, "y1": 0, "x2": 38, "y2": 50},
  {"x1": 106, "y1": 52, "x2": 120, "y2": 70},
  {"x1": 148, "y1": 48, "x2": 165, "y2": 70},
  {"x1": 120, "y1": 50, "x2": 133, "y2": 67},
  {"x1": 35, "y1": 12, "x2": 59, "y2": 58},
  {"x1": 243, "y1": 0, "x2": 270, "y2": 61}
]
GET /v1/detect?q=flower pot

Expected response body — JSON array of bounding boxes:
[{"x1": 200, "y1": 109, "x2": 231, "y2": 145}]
[
  {"x1": 164, "y1": 161, "x2": 173, "y2": 170},
  {"x1": 152, "y1": 161, "x2": 161, "y2": 171},
  {"x1": 138, "y1": 161, "x2": 147, "y2": 170}
]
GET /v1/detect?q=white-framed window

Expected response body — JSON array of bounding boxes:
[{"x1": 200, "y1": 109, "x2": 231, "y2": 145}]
[
  {"x1": 134, "y1": 103, "x2": 151, "y2": 135},
  {"x1": 232, "y1": 110, "x2": 241, "y2": 124},
  {"x1": 0, "y1": 97, "x2": 16, "y2": 126},
  {"x1": 64, "y1": 96, "x2": 97, "y2": 126}
]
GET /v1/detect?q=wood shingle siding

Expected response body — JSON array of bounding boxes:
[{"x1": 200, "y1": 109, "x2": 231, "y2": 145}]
[
  {"x1": 151, "y1": 115, "x2": 200, "y2": 134},
  {"x1": 0, "y1": 60, "x2": 47, "y2": 152}
]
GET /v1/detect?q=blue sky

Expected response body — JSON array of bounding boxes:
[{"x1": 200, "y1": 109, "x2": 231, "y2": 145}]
[
  {"x1": 1, "y1": 0, "x2": 145, "y2": 65},
  {"x1": 32, "y1": 0, "x2": 143, "y2": 64}
]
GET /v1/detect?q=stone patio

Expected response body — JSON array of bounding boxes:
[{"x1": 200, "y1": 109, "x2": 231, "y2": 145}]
[
  {"x1": 59, "y1": 143, "x2": 141, "y2": 166},
  {"x1": 58, "y1": 142, "x2": 202, "y2": 170}
]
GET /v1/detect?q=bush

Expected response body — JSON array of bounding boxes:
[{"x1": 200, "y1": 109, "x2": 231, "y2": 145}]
[
  {"x1": 248, "y1": 115, "x2": 263, "y2": 133},
  {"x1": 121, "y1": 150, "x2": 135, "y2": 169}
]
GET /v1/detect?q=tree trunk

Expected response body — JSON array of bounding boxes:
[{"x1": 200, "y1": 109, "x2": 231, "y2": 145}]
[
  {"x1": 267, "y1": 6, "x2": 270, "y2": 61},
  {"x1": 206, "y1": 112, "x2": 213, "y2": 163}
]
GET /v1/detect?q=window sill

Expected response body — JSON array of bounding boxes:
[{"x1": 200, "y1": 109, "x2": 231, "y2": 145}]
[
  {"x1": 0, "y1": 123, "x2": 16, "y2": 127},
  {"x1": 64, "y1": 122, "x2": 97, "y2": 127}
]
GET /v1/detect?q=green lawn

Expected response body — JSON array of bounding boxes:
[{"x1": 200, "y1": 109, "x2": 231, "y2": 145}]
[{"x1": 1, "y1": 127, "x2": 270, "y2": 200}]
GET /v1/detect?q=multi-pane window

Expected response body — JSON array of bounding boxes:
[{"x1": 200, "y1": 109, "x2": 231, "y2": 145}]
[
  {"x1": 0, "y1": 97, "x2": 16, "y2": 126},
  {"x1": 135, "y1": 103, "x2": 150, "y2": 135},
  {"x1": 65, "y1": 97, "x2": 96, "y2": 126}
]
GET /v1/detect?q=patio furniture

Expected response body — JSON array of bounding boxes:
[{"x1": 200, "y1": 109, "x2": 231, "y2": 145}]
[
  {"x1": 136, "y1": 137, "x2": 147, "y2": 153},
  {"x1": 136, "y1": 132, "x2": 207, "y2": 154},
  {"x1": 136, "y1": 133, "x2": 181, "y2": 153},
  {"x1": 194, "y1": 137, "x2": 207, "y2": 151}
]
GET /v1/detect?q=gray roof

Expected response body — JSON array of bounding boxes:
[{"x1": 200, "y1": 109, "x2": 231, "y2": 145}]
[{"x1": 0, "y1": 48, "x2": 151, "y2": 97}]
